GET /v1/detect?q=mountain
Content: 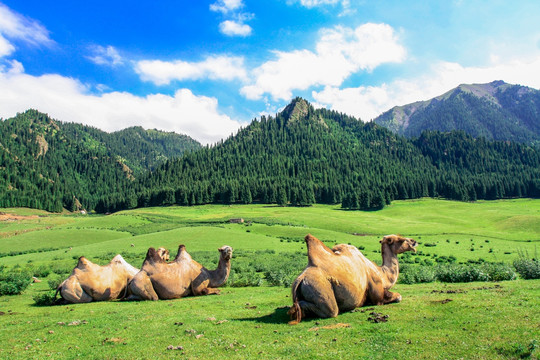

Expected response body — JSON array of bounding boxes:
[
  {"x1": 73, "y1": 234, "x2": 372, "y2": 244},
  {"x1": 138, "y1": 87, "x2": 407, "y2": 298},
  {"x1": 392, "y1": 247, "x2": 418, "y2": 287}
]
[
  {"x1": 374, "y1": 81, "x2": 540, "y2": 145},
  {"x1": 2, "y1": 100, "x2": 539, "y2": 214},
  {"x1": 62, "y1": 123, "x2": 201, "y2": 175},
  {"x1": 0, "y1": 110, "x2": 200, "y2": 212},
  {"x1": 97, "y1": 98, "x2": 540, "y2": 213}
]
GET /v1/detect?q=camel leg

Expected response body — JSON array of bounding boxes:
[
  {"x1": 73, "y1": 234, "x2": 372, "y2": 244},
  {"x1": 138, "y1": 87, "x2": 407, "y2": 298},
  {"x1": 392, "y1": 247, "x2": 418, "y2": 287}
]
[
  {"x1": 127, "y1": 272, "x2": 159, "y2": 301},
  {"x1": 297, "y1": 279, "x2": 339, "y2": 319},
  {"x1": 191, "y1": 279, "x2": 220, "y2": 296},
  {"x1": 367, "y1": 281, "x2": 402, "y2": 305},
  {"x1": 59, "y1": 277, "x2": 93, "y2": 303},
  {"x1": 383, "y1": 290, "x2": 402, "y2": 304}
]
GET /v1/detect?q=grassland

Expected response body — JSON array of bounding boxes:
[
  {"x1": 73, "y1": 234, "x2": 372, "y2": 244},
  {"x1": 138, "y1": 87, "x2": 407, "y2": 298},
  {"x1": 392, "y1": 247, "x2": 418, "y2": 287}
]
[{"x1": 1, "y1": 198, "x2": 539, "y2": 359}]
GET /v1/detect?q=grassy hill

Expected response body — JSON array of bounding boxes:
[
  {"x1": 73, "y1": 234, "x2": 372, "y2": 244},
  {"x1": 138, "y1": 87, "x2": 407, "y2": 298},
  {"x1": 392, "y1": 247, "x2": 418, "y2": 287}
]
[{"x1": 0, "y1": 199, "x2": 539, "y2": 359}]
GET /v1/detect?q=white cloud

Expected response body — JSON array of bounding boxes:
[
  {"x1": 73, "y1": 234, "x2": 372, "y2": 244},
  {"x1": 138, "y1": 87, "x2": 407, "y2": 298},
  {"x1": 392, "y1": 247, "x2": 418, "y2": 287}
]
[
  {"x1": 135, "y1": 55, "x2": 247, "y2": 85},
  {"x1": 0, "y1": 64, "x2": 243, "y2": 145},
  {"x1": 291, "y1": 0, "x2": 351, "y2": 12},
  {"x1": 219, "y1": 20, "x2": 252, "y2": 37},
  {"x1": 0, "y1": 3, "x2": 53, "y2": 57},
  {"x1": 0, "y1": 34, "x2": 14, "y2": 57},
  {"x1": 312, "y1": 55, "x2": 540, "y2": 121},
  {"x1": 210, "y1": 0, "x2": 244, "y2": 14},
  {"x1": 86, "y1": 45, "x2": 123, "y2": 66},
  {"x1": 241, "y1": 23, "x2": 406, "y2": 100},
  {"x1": 210, "y1": 0, "x2": 253, "y2": 37},
  {"x1": 297, "y1": 0, "x2": 341, "y2": 7}
]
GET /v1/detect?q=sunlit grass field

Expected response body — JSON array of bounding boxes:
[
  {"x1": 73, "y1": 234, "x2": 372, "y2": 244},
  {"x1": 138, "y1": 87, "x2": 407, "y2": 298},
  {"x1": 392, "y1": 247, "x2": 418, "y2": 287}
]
[{"x1": 1, "y1": 199, "x2": 539, "y2": 359}]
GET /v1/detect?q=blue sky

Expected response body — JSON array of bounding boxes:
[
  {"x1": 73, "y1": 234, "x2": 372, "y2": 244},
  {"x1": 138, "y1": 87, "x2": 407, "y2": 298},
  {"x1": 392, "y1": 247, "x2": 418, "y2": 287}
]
[{"x1": 1, "y1": 0, "x2": 539, "y2": 144}]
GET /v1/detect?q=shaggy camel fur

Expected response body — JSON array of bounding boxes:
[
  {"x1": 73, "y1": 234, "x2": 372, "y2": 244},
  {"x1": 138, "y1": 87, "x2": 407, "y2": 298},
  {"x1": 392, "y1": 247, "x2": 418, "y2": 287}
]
[
  {"x1": 288, "y1": 234, "x2": 417, "y2": 324},
  {"x1": 56, "y1": 248, "x2": 170, "y2": 303},
  {"x1": 127, "y1": 244, "x2": 233, "y2": 301}
]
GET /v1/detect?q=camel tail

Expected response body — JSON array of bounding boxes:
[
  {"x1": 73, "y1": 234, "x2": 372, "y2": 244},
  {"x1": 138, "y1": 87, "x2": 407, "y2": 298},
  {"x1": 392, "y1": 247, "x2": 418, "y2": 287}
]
[
  {"x1": 53, "y1": 280, "x2": 66, "y2": 305},
  {"x1": 287, "y1": 277, "x2": 303, "y2": 325}
]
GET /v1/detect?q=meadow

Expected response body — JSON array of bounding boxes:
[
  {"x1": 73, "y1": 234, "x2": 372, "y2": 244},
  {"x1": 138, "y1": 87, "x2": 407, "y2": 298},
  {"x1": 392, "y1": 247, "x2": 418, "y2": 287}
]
[{"x1": 0, "y1": 198, "x2": 539, "y2": 359}]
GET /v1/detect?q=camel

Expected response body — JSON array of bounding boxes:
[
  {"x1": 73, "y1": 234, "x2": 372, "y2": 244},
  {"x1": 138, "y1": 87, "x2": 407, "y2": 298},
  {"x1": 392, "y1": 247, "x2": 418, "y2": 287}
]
[
  {"x1": 56, "y1": 247, "x2": 170, "y2": 303},
  {"x1": 288, "y1": 234, "x2": 417, "y2": 324},
  {"x1": 127, "y1": 244, "x2": 233, "y2": 301}
]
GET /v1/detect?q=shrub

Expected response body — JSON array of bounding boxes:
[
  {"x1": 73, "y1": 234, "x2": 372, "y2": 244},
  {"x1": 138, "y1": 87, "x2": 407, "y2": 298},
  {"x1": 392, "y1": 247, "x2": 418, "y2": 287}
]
[
  {"x1": 33, "y1": 291, "x2": 57, "y2": 306},
  {"x1": 0, "y1": 271, "x2": 32, "y2": 296},
  {"x1": 48, "y1": 275, "x2": 64, "y2": 290},
  {"x1": 481, "y1": 263, "x2": 517, "y2": 281},
  {"x1": 399, "y1": 265, "x2": 436, "y2": 284},
  {"x1": 265, "y1": 270, "x2": 297, "y2": 287},
  {"x1": 435, "y1": 263, "x2": 516, "y2": 283},
  {"x1": 227, "y1": 271, "x2": 263, "y2": 287},
  {"x1": 31, "y1": 265, "x2": 51, "y2": 278},
  {"x1": 436, "y1": 264, "x2": 490, "y2": 283},
  {"x1": 513, "y1": 250, "x2": 540, "y2": 279}
]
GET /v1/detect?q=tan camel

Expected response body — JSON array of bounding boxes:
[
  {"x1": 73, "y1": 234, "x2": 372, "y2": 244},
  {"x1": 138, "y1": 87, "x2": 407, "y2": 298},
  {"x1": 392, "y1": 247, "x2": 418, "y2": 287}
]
[
  {"x1": 127, "y1": 244, "x2": 233, "y2": 301},
  {"x1": 56, "y1": 248, "x2": 170, "y2": 303},
  {"x1": 288, "y1": 234, "x2": 417, "y2": 324}
]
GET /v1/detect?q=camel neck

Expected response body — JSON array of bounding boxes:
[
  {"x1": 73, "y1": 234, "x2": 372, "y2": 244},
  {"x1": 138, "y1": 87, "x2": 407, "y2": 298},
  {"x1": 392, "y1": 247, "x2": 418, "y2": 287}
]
[
  {"x1": 209, "y1": 257, "x2": 231, "y2": 287},
  {"x1": 380, "y1": 243, "x2": 399, "y2": 287}
]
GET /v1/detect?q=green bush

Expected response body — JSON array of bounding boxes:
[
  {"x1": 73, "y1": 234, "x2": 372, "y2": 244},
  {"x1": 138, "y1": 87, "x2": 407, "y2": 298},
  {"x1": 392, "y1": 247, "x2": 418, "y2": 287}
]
[
  {"x1": 399, "y1": 265, "x2": 436, "y2": 284},
  {"x1": 513, "y1": 258, "x2": 540, "y2": 279},
  {"x1": 265, "y1": 270, "x2": 297, "y2": 287},
  {"x1": 0, "y1": 271, "x2": 32, "y2": 296},
  {"x1": 436, "y1": 264, "x2": 490, "y2": 283},
  {"x1": 48, "y1": 274, "x2": 65, "y2": 290},
  {"x1": 481, "y1": 263, "x2": 517, "y2": 281},
  {"x1": 33, "y1": 291, "x2": 57, "y2": 306},
  {"x1": 30, "y1": 265, "x2": 51, "y2": 278},
  {"x1": 227, "y1": 271, "x2": 264, "y2": 287}
]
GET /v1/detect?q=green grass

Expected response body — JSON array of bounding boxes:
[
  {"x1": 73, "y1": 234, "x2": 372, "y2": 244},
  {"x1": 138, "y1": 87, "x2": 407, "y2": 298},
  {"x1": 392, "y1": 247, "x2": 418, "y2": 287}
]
[
  {"x1": 0, "y1": 199, "x2": 539, "y2": 359},
  {"x1": 1, "y1": 280, "x2": 538, "y2": 359}
]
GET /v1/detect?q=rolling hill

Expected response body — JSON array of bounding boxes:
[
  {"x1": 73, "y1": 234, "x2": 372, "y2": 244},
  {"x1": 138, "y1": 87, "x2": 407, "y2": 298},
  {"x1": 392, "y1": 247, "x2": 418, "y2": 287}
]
[{"x1": 0, "y1": 109, "x2": 200, "y2": 212}]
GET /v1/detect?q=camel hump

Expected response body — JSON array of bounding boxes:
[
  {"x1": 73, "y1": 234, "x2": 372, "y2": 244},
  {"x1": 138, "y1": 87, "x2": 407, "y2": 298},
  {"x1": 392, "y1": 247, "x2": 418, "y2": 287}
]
[
  {"x1": 174, "y1": 244, "x2": 192, "y2": 261},
  {"x1": 304, "y1": 234, "x2": 319, "y2": 243},
  {"x1": 304, "y1": 234, "x2": 335, "y2": 266},
  {"x1": 111, "y1": 254, "x2": 125, "y2": 264},
  {"x1": 144, "y1": 247, "x2": 166, "y2": 264},
  {"x1": 77, "y1": 256, "x2": 92, "y2": 269}
]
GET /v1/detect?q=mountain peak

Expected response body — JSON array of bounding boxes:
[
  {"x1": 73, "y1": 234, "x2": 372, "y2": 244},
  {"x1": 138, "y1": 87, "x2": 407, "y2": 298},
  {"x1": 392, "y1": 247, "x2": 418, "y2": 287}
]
[
  {"x1": 374, "y1": 81, "x2": 540, "y2": 145},
  {"x1": 282, "y1": 97, "x2": 310, "y2": 122}
]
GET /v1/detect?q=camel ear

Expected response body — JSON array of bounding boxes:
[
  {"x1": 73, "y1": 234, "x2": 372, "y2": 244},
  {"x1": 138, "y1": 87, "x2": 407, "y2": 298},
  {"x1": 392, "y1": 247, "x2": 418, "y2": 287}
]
[{"x1": 381, "y1": 235, "x2": 395, "y2": 244}]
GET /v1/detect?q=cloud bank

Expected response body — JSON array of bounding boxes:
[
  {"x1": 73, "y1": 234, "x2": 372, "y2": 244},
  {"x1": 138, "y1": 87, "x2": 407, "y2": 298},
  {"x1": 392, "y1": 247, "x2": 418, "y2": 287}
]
[
  {"x1": 241, "y1": 23, "x2": 406, "y2": 100},
  {"x1": 0, "y1": 63, "x2": 242, "y2": 145},
  {"x1": 135, "y1": 55, "x2": 247, "y2": 85}
]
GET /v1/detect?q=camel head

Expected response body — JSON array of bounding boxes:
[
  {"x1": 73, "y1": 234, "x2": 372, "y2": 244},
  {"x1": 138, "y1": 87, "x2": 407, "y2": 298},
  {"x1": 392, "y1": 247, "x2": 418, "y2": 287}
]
[
  {"x1": 156, "y1": 247, "x2": 170, "y2": 262},
  {"x1": 380, "y1": 234, "x2": 417, "y2": 254},
  {"x1": 218, "y1": 245, "x2": 233, "y2": 261}
]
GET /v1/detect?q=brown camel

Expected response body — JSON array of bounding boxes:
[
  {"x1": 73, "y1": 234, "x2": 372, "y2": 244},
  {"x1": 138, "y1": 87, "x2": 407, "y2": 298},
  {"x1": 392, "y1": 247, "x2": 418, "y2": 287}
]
[
  {"x1": 288, "y1": 234, "x2": 417, "y2": 324},
  {"x1": 56, "y1": 248, "x2": 170, "y2": 303},
  {"x1": 127, "y1": 244, "x2": 233, "y2": 301}
]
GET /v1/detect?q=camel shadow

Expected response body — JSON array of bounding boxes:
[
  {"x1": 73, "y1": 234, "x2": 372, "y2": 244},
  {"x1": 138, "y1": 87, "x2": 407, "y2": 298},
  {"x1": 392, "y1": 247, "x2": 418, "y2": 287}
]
[{"x1": 237, "y1": 306, "x2": 290, "y2": 324}]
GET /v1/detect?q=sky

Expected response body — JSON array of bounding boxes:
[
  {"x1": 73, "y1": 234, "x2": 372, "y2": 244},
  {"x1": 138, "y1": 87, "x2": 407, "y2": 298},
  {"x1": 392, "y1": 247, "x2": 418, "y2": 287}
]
[{"x1": 1, "y1": 0, "x2": 540, "y2": 144}]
